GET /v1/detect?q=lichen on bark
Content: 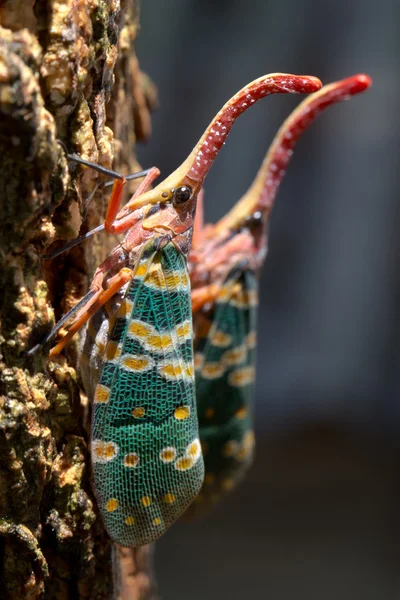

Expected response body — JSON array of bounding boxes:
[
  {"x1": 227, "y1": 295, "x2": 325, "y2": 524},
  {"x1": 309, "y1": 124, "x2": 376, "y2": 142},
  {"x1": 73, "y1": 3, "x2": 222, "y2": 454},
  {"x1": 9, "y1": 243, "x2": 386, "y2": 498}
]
[{"x1": 0, "y1": 1, "x2": 157, "y2": 598}]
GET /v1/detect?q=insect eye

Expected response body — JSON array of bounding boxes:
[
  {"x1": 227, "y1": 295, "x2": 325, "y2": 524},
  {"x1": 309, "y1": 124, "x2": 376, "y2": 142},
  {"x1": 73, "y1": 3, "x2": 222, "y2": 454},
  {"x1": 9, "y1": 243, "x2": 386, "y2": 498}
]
[
  {"x1": 173, "y1": 186, "x2": 192, "y2": 205},
  {"x1": 245, "y1": 211, "x2": 263, "y2": 230}
]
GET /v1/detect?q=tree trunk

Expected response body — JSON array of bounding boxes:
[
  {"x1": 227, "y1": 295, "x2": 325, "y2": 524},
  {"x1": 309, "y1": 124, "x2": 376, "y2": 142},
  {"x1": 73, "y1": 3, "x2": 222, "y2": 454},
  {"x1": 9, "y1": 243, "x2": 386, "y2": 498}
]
[{"x1": 0, "y1": 1, "x2": 157, "y2": 598}]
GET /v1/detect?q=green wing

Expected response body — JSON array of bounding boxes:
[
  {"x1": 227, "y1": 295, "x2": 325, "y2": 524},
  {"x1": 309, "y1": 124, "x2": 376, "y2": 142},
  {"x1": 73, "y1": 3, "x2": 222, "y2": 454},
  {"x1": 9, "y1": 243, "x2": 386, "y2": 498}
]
[
  {"x1": 189, "y1": 266, "x2": 258, "y2": 516},
  {"x1": 91, "y1": 241, "x2": 204, "y2": 547}
]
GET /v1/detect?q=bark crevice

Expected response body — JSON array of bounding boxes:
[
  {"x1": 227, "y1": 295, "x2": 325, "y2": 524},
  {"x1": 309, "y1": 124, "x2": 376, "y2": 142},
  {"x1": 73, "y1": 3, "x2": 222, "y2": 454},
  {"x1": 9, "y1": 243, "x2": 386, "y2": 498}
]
[{"x1": 0, "y1": 2, "x2": 157, "y2": 597}]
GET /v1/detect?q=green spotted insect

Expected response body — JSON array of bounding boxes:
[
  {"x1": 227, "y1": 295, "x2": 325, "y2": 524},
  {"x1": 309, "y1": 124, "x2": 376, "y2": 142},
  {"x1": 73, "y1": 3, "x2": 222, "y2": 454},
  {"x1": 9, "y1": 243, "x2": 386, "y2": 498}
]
[
  {"x1": 42, "y1": 73, "x2": 322, "y2": 547},
  {"x1": 187, "y1": 74, "x2": 372, "y2": 516}
]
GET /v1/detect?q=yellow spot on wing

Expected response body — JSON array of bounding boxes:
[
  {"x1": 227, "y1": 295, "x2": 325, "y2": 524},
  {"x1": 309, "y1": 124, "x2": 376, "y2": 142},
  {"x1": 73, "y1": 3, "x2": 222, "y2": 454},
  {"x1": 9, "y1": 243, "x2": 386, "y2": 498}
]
[
  {"x1": 141, "y1": 496, "x2": 151, "y2": 507},
  {"x1": 228, "y1": 366, "x2": 255, "y2": 387},
  {"x1": 160, "y1": 447, "x2": 176, "y2": 463},
  {"x1": 94, "y1": 384, "x2": 110, "y2": 404},
  {"x1": 128, "y1": 320, "x2": 191, "y2": 354},
  {"x1": 144, "y1": 322, "x2": 191, "y2": 353},
  {"x1": 92, "y1": 440, "x2": 119, "y2": 463},
  {"x1": 123, "y1": 453, "x2": 139, "y2": 468},
  {"x1": 122, "y1": 354, "x2": 154, "y2": 372},
  {"x1": 162, "y1": 493, "x2": 175, "y2": 504},
  {"x1": 106, "y1": 498, "x2": 118, "y2": 512},
  {"x1": 132, "y1": 406, "x2": 146, "y2": 418},
  {"x1": 128, "y1": 320, "x2": 152, "y2": 339},
  {"x1": 237, "y1": 446, "x2": 253, "y2": 461},
  {"x1": 223, "y1": 346, "x2": 247, "y2": 366},
  {"x1": 145, "y1": 266, "x2": 164, "y2": 289},
  {"x1": 125, "y1": 516, "x2": 135, "y2": 525},
  {"x1": 235, "y1": 406, "x2": 248, "y2": 420},
  {"x1": 202, "y1": 362, "x2": 225, "y2": 379},
  {"x1": 230, "y1": 284, "x2": 245, "y2": 307},
  {"x1": 231, "y1": 288, "x2": 258, "y2": 308},
  {"x1": 165, "y1": 270, "x2": 189, "y2": 291},
  {"x1": 217, "y1": 283, "x2": 236, "y2": 303},
  {"x1": 146, "y1": 332, "x2": 174, "y2": 352},
  {"x1": 175, "y1": 456, "x2": 194, "y2": 471},
  {"x1": 218, "y1": 282, "x2": 258, "y2": 308},
  {"x1": 185, "y1": 439, "x2": 201, "y2": 461},
  {"x1": 135, "y1": 264, "x2": 148, "y2": 278},
  {"x1": 153, "y1": 517, "x2": 161, "y2": 525},
  {"x1": 174, "y1": 405, "x2": 190, "y2": 420},
  {"x1": 212, "y1": 330, "x2": 232, "y2": 347},
  {"x1": 174, "y1": 440, "x2": 202, "y2": 471},
  {"x1": 105, "y1": 444, "x2": 117, "y2": 458},
  {"x1": 158, "y1": 360, "x2": 194, "y2": 381},
  {"x1": 176, "y1": 320, "x2": 192, "y2": 340}
]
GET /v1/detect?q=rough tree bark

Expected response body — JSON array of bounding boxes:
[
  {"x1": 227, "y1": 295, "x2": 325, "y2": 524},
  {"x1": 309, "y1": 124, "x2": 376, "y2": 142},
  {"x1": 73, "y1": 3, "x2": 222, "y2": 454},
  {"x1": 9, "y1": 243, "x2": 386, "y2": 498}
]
[{"x1": 0, "y1": 1, "x2": 158, "y2": 598}]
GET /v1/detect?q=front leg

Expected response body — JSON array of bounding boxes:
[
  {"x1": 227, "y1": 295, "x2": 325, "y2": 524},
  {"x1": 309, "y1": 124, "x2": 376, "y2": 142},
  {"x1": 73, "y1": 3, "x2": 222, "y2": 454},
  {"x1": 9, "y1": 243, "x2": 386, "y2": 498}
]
[
  {"x1": 49, "y1": 267, "x2": 133, "y2": 358},
  {"x1": 104, "y1": 168, "x2": 160, "y2": 234}
]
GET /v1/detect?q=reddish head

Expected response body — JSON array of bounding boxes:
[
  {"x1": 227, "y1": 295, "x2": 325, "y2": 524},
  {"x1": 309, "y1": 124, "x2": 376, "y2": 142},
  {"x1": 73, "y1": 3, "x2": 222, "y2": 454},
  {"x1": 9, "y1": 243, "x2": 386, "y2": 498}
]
[
  {"x1": 215, "y1": 74, "x2": 372, "y2": 235},
  {"x1": 121, "y1": 74, "x2": 322, "y2": 253},
  {"x1": 190, "y1": 74, "x2": 372, "y2": 294}
]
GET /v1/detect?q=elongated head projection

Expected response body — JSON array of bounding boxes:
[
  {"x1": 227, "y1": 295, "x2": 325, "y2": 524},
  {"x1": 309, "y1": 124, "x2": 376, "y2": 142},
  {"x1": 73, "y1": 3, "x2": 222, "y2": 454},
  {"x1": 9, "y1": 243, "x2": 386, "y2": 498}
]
[
  {"x1": 216, "y1": 74, "x2": 372, "y2": 235},
  {"x1": 126, "y1": 74, "x2": 322, "y2": 215}
]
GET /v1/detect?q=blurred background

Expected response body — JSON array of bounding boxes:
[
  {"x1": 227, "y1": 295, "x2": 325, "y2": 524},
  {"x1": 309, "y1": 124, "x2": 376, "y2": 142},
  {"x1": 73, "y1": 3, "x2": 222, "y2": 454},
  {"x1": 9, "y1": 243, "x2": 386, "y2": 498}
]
[{"x1": 136, "y1": 1, "x2": 400, "y2": 598}]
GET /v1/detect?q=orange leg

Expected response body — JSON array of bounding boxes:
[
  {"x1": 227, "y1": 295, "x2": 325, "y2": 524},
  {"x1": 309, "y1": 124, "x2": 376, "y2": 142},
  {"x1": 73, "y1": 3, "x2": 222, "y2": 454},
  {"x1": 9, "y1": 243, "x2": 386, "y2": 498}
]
[
  {"x1": 49, "y1": 268, "x2": 133, "y2": 357},
  {"x1": 191, "y1": 284, "x2": 221, "y2": 313},
  {"x1": 121, "y1": 167, "x2": 160, "y2": 215},
  {"x1": 104, "y1": 178, "x2": 127, "y2": 232},
  {"x1": 105, "y1": 167, "x2": 160, "y2": 234}
]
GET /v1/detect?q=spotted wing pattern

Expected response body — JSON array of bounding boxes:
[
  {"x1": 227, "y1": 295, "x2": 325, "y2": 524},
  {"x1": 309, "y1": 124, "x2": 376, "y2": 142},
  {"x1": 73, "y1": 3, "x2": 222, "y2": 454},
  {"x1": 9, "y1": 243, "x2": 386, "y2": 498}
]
[
  {"x1": 188, "y1": 266, "x2": 258, "y2": 516},
  {"x1": 91, "y1": 241, "x2": 204, "y2": 546}
]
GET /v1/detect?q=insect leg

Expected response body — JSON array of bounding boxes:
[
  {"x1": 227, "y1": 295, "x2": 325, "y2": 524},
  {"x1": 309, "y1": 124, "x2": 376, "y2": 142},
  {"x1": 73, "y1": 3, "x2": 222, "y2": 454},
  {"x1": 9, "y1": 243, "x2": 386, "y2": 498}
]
[
  {"x1": 27, "y1": 288, "x2": 97, "y2": 356},
  {"x1": 66, "y1": 152, "x2": 155, "y2": 232},
  {"x1": 44, "y1": 155, "x2": 157, "y2": 259},
  {"x1": 29, "y1": 240, "x2": 129, "y2": 356},
  {"x1": 104, "y1": 167, "x2": 160, "y2": 234},
  {"x1": 49, "y1": 267, "x2": 133, "y2": 357},
  {"x1": 65, "y1": 151, "x2": 149, "y2": 181},
  {"x1": 191, "y1": 284, "x2": 221, "y2": 313}
]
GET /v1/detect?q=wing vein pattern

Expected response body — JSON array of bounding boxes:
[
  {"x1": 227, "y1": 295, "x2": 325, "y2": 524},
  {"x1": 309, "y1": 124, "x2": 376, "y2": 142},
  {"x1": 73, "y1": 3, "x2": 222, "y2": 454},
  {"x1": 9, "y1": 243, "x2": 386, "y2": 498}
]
[
  {"x1": 91, "y1": 241, "x2": 204, "y2": 546},
  {"x1": 190, "y1": 265, "x2": 257, "y2": 515}
]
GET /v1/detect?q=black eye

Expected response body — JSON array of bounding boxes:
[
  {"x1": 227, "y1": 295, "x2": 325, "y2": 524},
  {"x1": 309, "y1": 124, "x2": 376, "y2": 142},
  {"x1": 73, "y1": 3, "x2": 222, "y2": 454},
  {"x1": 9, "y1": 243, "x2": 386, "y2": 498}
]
[
  {"x1": 173, "y1": 186, "x2": 192, "y2": 205},
  {"x1": 245, "y1": 211, "x2": 263, "y2": 230}
]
